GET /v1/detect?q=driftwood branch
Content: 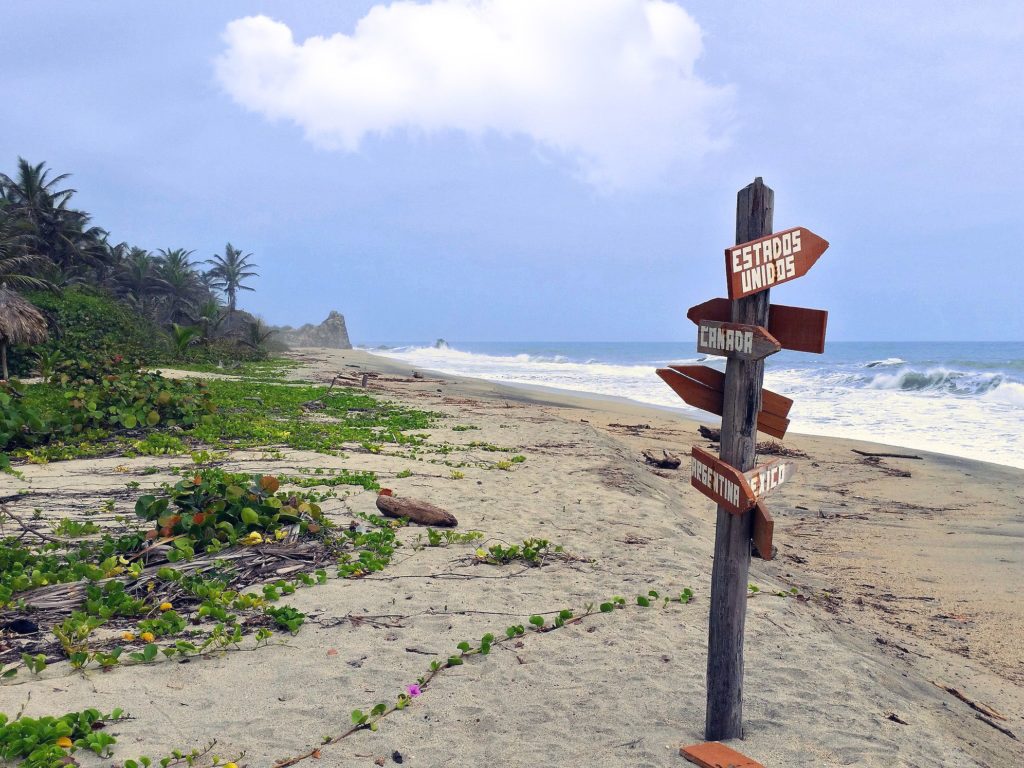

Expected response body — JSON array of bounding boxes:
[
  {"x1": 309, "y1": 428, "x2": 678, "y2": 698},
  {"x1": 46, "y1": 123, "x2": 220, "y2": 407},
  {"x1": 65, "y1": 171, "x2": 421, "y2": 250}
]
[
  {"x1": 1, "y1": 505, "x2": 64, "y2": 544},
  {"x1": 934, "y1": 683, "x2": 1007, "y2": 721},
  {"x1": 642, "y1": 449, "x2": 681, "y2": 469},
  {"x1": 852, "y1": 449, "x2": 922, "y2": 460},
  {"x1": 375, "y1": 490, "x2": 457, "y2": 527}
]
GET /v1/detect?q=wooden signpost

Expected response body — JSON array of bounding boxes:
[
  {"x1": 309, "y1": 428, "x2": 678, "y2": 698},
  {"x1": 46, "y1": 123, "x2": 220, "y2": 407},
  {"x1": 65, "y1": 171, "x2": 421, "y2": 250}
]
[
  {"x1": 687, "y1": 299, "x2": 828, "y2": 354},
  {"x1": 690, "y1": 446, "x2": 755, "y2": 516},
  {"x1": 725, "y1": 226, "x2": 829, "y2": 300},
  {"x1": 744, "y1": 457, "x2": 796, "y2": 501},
  {"x1": 697, "y1": 320, "x2": 780, "y2": 361},
  {"x1": 655, "y1": 365, "x2": 792, "y2": 439},
  {"x1": 657, "y1": 177, "x2": 829, "y2": 741}
]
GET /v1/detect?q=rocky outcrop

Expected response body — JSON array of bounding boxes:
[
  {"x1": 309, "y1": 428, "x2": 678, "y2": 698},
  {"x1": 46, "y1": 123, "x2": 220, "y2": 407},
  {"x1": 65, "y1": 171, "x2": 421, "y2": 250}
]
[{"x1": 274, "y1": 311, "x2": 352, "y2": 349}]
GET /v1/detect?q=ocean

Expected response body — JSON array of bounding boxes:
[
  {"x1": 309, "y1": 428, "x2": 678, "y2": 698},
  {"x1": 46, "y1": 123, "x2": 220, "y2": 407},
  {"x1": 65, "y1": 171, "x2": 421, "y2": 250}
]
[{"x1": 366, "y1": 341, "x2": 1024, "y2": 470}]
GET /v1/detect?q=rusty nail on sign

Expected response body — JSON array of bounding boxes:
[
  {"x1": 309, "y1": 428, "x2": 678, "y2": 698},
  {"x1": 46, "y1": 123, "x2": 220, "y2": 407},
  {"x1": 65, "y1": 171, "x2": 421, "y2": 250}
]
[
  {"x1": 725, "y1": 226, "x2": 829, "y2": 300},
  {"x1": 690, "y1": 446, "x2": 755, "y2": 515},
  {"x1": 697, "y1": 320, "x2": 781, "y2": 361}
]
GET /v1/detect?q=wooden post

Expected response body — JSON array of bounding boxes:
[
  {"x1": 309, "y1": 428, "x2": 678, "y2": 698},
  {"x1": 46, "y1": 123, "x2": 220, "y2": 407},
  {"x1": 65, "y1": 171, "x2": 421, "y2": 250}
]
[{"x1": 704, "y1": 178, "x2": 774, "y2": 740}]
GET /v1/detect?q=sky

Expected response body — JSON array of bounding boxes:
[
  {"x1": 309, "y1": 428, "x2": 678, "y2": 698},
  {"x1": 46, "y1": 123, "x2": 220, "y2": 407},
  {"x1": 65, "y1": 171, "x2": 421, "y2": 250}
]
[{"x1": 2, "y1": 1, "x2": 1022, "y2": 343}]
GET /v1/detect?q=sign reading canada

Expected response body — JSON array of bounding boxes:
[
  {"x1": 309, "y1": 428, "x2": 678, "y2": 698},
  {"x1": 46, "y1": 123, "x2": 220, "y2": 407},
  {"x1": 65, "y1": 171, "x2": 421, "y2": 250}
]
[
  {"x1": 697, "y1": 320, "x2": 780, "y2": 361},
  {"x1": 725, "y1": 227, "x2": 829, "y2": 300}
]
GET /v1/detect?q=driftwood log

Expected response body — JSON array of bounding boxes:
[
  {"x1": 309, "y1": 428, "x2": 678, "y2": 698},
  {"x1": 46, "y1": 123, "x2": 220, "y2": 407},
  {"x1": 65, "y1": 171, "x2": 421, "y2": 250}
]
[
  {"x1": 852, "y1": 449, "x2": 922, "y2": 460},
  {"x1": 376, "y1": 489, "x2": 458, "y2": 527},
  {"x1": 642, "y1": 449, "x2": 682, "y2": 469},
  {"x1": 698, "y1": 425, "x2": 721, "y2": 441}
]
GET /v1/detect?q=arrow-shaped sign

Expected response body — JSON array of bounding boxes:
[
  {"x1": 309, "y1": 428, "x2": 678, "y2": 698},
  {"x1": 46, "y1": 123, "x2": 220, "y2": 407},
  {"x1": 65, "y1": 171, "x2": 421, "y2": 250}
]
[
  {"x1": 744, "y1": 457, "x2": 796, "y2": 500},
  {"x1": 697, "y1": 320, "x2": 780, "y2": 361},
  {"x1": 752, "y1": 501, "x2": 774, "y2": 560},
  {"x1": 690, "y1": 446, "x2": 756, "y2": 515},
  {"x1": 687, "y1": 299, "x2": 828, "y2": 354},
  {"x1": 725, "y1": 227, "x2": 829, "y2": 300},
  {"x1": 656, "y1": 364, "x2": 792, "y2": 439}
]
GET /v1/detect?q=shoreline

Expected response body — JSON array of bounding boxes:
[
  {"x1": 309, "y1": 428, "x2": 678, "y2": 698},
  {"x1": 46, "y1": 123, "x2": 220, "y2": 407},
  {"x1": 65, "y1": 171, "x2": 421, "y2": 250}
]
[
  {"x1": 2, "y1": 346, "x2": 1020, "y2": 767},
  {"x1": 361, "y1": 344, "x2": 1024, "y2": 472},
  {"x1": 355, "y1": 346, "x2": 1023, "y2": 473}
]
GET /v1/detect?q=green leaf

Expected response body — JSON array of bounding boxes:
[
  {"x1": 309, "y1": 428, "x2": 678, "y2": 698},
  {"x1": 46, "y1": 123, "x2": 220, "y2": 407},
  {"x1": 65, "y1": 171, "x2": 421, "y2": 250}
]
[
  {"x1": 456, "y1": 641, "x2": 471, "y2": 653},
  {"x1": 528, "y1": 615, "x2": 544, "y2": 628},
  {"x1": 351, "y1": 709, "x2": 365, "y2": 724},
  {"x1": 600, "y1": 602, "x2": 614, "y2": 613},
  {"x1": 637, "y1": 596, "x2": 651, "y2": 607},
  {"x1": 240, "y1": 507, "x2": 260, "y2": 525}
]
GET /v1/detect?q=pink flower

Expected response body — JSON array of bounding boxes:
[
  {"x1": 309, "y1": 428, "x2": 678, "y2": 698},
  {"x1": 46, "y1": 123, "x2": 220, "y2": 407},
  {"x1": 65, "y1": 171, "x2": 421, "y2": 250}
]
[{"x1": 406, "y1": 684, "x2": 422, "y2": 697}]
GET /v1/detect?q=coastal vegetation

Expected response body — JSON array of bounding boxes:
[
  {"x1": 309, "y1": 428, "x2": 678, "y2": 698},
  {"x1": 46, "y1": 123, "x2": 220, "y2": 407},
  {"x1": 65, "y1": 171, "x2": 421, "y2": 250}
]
[
  {"x1": 0, "y1": 157, "x2": 272, "y2": 376},
  {"x1": 0, "y1": 155, "x2": 697, "y2": 768}
]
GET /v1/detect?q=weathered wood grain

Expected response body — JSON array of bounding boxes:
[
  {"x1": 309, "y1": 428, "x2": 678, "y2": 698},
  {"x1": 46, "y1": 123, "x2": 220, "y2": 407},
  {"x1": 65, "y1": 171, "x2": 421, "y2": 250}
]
[{"x1": 705, "y1": 176, "x2": 773, "y2": 741}]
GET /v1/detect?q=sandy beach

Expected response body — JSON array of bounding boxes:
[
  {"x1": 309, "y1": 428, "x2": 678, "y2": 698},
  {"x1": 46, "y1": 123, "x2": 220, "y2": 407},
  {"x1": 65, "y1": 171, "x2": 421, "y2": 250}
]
[{"x1": 1, "y1": 346, "x2": 1021, "y2": 768}]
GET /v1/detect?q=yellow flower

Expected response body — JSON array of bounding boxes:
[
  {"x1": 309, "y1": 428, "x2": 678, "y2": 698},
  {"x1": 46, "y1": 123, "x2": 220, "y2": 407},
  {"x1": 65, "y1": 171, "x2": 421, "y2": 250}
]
[
  {"x1": 159, "y1": 602, "x2": 173, "y2": 612},
  {"x1": 242, "y1": 532, "x2": 263, "y2": 545},
  {"x1": 224, "y1": 763, "x2": 239, "y2": 768},
  {"x1": 274, "y1": 529, "x2": 287, "y2": 541},
  {"x1": 121, "y1": 632, "x2": 135, "y2": 642},
  {"x1": 140, "y1": 632, "x2": 156, "y2": 642},
  {"x1": 56, "y1": 736, "x2": 73, "y2": 748}
]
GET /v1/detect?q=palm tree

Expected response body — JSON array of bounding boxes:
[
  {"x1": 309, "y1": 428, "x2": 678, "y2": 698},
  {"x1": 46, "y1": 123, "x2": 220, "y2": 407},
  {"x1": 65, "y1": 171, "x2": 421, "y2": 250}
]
[
  {"x1": 206, "y1": 243, "x2": 257, "y2": 312},
  {"x1": 0, "y1": 159, "x2": 107, "y2": 275},
  {"x1": 115, "y1": 248, "x2": 166, "y2": 318},
  {"x1": 0, "y1": 213, "x2": 55, "y2": 293},
  {"x1": 155, "y1": 248, "x2": 201, "y2": 324}
]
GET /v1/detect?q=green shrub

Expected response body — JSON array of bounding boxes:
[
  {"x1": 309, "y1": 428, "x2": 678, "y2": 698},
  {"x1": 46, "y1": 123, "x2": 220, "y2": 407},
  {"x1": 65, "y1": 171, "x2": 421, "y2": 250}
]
[
  {"x1": 134, "y1": 470, "x2": 325, "y2": 556},
  {"x1": 9, "y1": 288, "x2": 169, "y2": 375}
]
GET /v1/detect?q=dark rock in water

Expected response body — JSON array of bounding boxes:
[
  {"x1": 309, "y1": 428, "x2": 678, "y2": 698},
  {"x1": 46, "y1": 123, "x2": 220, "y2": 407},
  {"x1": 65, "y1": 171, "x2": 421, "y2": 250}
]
[
  {"x1": 434, "y1": 338, "x2": 448, "y2": 349},
  {"x1": 275, "y1": 311, "x2": 352, "y2": 349}
]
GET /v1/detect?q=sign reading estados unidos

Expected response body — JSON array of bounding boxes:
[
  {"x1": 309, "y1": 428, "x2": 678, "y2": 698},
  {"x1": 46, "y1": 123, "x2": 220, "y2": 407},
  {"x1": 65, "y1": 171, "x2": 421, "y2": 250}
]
[{"x1": 725, "y1": 227, "x2": 829, "y2": 300}]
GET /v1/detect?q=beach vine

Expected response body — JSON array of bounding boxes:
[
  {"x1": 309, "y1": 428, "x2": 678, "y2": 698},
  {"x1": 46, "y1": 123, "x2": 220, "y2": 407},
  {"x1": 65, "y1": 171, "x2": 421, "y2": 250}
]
[{"x1": 273, "y1": 588, "x2": 696, "y2": 767}]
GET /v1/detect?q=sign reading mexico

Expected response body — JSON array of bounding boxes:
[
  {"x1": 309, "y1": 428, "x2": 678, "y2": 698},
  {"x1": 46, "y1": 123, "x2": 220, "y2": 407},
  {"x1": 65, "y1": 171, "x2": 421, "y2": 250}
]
[{"x1": 725, "y1": 227, "x2": 829, "y2": 300}]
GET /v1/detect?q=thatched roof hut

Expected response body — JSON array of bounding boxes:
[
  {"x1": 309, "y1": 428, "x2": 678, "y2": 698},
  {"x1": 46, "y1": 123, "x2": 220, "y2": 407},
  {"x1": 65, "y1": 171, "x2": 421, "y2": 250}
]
[{"x1": 0, "y1": 286, "x2": 48, "y2": 379}]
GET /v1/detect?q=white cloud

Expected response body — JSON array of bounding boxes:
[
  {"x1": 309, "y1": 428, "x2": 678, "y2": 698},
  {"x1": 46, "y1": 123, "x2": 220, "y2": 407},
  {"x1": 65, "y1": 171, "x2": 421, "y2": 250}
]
[{"x1": 215, "y1": 1, "x2": 732, "y2": 189}]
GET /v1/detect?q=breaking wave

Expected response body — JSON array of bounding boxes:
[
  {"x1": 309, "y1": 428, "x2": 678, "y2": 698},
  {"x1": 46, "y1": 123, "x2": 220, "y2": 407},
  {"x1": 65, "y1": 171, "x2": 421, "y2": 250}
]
[{"x1": 863, "y1": 367, "x2": 1009, "y2": 397}]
